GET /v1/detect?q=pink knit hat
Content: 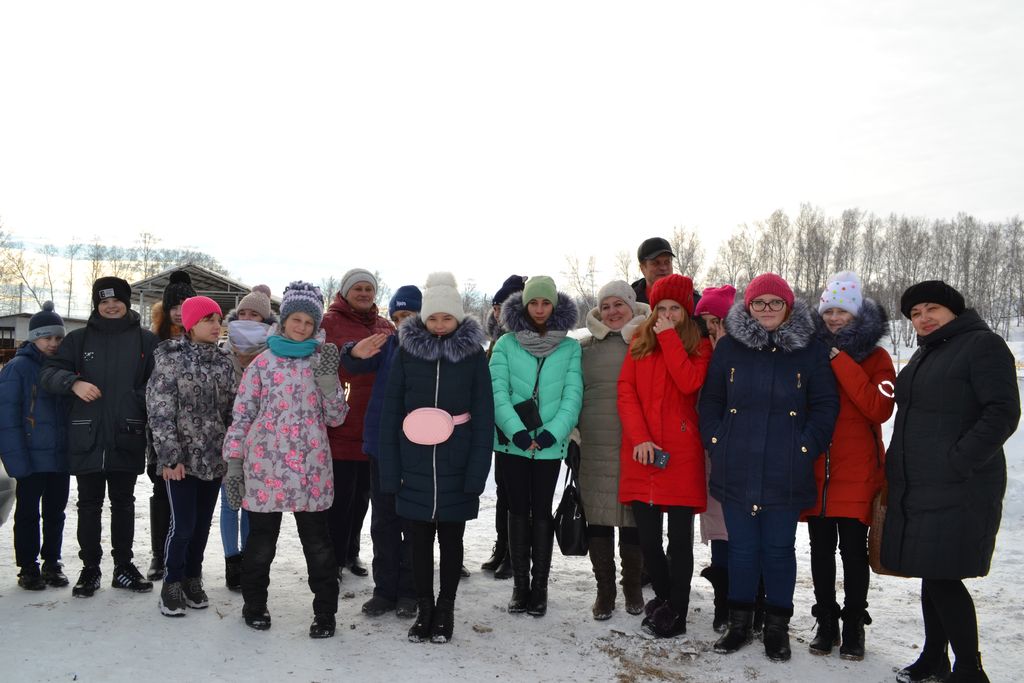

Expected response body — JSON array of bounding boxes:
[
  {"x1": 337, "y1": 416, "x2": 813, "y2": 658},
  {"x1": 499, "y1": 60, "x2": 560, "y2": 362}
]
[
  {"x1": 743, "y1": 273, "x2": 794, "y2": 309},
  {"x1": 181, "y1": 296, "x2": 223, "y2": 332},
  {"x1": 649, "y1": 274, "x2": 695, "y2": 315},
  {"x1": 694, "y1": 284, "x2": 737, "y2": 320}
]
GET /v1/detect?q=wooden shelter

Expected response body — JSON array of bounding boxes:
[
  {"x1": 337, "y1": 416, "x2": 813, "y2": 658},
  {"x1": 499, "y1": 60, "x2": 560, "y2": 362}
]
[{"x1": 131, "y1": 263, "x2": 280, "y2": 326}]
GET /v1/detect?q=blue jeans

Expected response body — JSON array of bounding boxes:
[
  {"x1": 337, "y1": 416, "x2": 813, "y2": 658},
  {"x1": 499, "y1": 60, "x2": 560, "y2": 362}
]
[
  {"x1": 219, "y1": 484, "x2": 250, "y2": 558},
  {"x1": 722, "y1": 504, "x2": 800, "y2": 610},
  {"x1": 164, "y1": 476, "x2": 221, "y2": 583},
  {"x1": 368, "y1": 458, "x2": 415, "y2": 601}
]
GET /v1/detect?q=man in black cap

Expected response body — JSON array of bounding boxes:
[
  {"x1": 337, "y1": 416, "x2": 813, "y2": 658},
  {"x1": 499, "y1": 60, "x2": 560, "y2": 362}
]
[{"x1": 631, "y1": 237, "x2": 675, "y2": 305}]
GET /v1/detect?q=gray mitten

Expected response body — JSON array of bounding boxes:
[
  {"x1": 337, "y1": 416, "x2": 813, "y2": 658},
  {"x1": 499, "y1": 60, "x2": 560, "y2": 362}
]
[
  {"x1": 225, "y1": 458, "x2": 245, "y2": 511},
  {"x1": 314, "y1": 342, "x2": 340, "y2": 395}
]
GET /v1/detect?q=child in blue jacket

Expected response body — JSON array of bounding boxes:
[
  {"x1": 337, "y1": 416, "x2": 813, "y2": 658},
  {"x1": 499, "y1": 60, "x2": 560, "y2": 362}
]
[{"x1": 0, "y1": 302, "x2": 70, "y2": 589}]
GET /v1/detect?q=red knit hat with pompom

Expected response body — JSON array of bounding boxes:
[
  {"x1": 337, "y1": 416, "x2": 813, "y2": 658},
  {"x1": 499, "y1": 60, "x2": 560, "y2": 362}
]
[{"x1": 649, "y1": 274, "x2": 695, "y2": 315}]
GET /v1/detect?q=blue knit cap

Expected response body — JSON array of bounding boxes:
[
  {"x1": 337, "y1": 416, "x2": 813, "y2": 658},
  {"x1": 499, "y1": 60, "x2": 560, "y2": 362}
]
[
  {"x1": 29, "y1": 301, "x2": 66, "y2": 340},
  {"x1": 280, "y1": 281, "x2": 325, "y2": 328},
  {"x1": 388, "y1": 285, "x2": 422, "y2": 318}
]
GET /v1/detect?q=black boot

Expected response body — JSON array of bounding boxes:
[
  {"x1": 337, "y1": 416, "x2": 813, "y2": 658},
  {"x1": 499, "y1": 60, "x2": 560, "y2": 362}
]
[
  {"x1": 839, "y1": 606, "x2": 871, "y2": 661},
  {"x1": 948, "y1": 652, "x2": 990, "y2": 683},
  {"x1": 148, "y1": 497, "x2": 170, "y2": 581},
  {"x1": 408, "y1": 598, "x2": 434, "y2": 642},
  {"x1": 713, "y1": 603, "x2": 755, "y2": 654},
  {"x1": 309, "y1": 613, "x2": 336, "y2": 639},
  {"x1": 481, "y1": 538, "x2": 507, "y2": 572},
  {"x1": 808, "y1": 602, "x2": 841, "y2": 656},
  {"x1": 526, "y1": 515, "x2": 553, "y2": 617},
  {"x1": 619, "y1": 542, "x2": 645, "y2": 615},
  {"x1": 762, "y1": 605, "x2": 793, "y2": 662},
  {"x1": 507, "y1": 514, "x2": 531, "y2": 614},
  {"x1": 225, "y1": 554, "x2": 243, "y2": 592},
  {"x1": 430, "y1": 597, "x2": 455, "y2": 643},
  {"x1": 700, "y1": 565, "x2": 729, "y2": 633},
  {"x1": 896, "y1": 647, "x2": 951, "y2": 683},
  {"x1": 588, "y1": 535, "x2": 616, "y2": 620}
]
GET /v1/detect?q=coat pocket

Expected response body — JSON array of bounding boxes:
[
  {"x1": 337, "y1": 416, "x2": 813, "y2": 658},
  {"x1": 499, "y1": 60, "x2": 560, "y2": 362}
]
[{"x1": 69, "y1": 419, "x2": 97, "y2": 455}]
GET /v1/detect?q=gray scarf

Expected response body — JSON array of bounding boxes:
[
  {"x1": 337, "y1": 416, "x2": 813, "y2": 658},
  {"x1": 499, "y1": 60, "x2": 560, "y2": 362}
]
[{"x1": 515, "y1": 329, "x2": 566, "y2": 358}]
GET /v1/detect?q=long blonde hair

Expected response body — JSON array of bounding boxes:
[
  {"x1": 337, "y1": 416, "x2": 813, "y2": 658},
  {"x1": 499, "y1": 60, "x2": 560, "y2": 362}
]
[{"x1": 630, "y1": 307, "x2": 703, "y2": 360}]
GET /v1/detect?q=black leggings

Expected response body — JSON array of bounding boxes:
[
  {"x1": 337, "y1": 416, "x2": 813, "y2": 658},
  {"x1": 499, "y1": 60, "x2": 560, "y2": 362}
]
[
  {"x1": 920, "y1": 578, "x2": 979, "y2": 665},
  {"x1": 410, "y1": 520, "x2": 466, "y2": 602},
  {"x1": 586, "y1": 524, "x2": 639, "y2": 545},
  {"x1": 497, "y1": 453, "x2": 561, "y2": 520},
  {"x1": 631, "y1": 502, "x2": 694, "y2": 613},
  {"x1": 807, "y1": 516, "x2": 869, "y2": 611}
]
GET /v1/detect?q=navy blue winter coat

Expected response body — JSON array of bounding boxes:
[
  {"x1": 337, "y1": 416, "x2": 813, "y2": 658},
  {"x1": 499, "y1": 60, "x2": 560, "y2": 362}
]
[
  {"x1": 699, "y1": 301, "x2": 839, "y2": 512},
  {"x1": 0, "y1": 342, "x2": 69, "y2": 478},
  {"x1": 339, "y1": 334, "x2": 399, "y2": 458},
  {"x1": 378, "y1": 317, "x2": 494, "y2": 522}
]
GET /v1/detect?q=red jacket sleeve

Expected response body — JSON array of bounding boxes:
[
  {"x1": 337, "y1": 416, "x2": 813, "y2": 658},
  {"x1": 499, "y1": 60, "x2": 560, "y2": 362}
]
[
  {"x1": 616, "y1": 351, "x2": 651, "y2": 448},
  {"x1": 831, "y1": 348, "x2": 895, "y2": 424}
]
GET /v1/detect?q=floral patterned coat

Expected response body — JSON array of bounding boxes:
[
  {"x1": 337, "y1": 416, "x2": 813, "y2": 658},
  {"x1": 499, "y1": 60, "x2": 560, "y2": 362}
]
[{"x1": 222, "y1": 336, "x2": 349, "y2": 513}]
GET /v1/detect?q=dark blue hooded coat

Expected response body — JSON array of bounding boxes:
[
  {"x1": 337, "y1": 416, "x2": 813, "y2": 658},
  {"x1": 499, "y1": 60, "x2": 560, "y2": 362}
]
[{"x1": 0, "y1": 342, "x2": 69, "y2": 477}]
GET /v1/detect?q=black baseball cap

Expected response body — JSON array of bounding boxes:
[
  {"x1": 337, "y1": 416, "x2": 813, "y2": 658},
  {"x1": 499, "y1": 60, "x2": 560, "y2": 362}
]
[{"x1": 637, "y1": 237, "x2": 675, "y2": 262}]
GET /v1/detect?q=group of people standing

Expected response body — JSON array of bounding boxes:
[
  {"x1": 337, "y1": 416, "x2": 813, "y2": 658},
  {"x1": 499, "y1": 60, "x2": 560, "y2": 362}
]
[{"x1": 0, "y1": 239, "x2": 1018, "y2": 681}]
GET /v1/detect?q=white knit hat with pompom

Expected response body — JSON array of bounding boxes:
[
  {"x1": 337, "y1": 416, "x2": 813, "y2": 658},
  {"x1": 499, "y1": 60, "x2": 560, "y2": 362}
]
[{"x1": 420, "y1": 272, "x2": 465, "y2": 322}]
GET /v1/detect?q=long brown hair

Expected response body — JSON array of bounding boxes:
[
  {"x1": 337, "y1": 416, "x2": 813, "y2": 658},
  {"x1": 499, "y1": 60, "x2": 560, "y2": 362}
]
[{"x1": 630, "y1": 307, "x2": 703, "y2": 360}]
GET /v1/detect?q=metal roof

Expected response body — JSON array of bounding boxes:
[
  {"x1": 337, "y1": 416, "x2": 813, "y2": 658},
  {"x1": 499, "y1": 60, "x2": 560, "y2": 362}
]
[{"x1": 130, "y1": 263, "x2": 280, "y2": 324}]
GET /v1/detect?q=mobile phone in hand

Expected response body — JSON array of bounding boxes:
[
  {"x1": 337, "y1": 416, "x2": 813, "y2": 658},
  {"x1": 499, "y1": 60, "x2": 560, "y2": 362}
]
[{"x1": 652, "y1": 448, "x2": 670, "y2": 469}]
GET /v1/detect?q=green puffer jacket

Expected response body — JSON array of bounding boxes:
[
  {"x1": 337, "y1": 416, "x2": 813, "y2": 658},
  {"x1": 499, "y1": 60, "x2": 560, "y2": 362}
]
[{"x1": 490, "y1": 291, "x2": 583, "y2": 460}]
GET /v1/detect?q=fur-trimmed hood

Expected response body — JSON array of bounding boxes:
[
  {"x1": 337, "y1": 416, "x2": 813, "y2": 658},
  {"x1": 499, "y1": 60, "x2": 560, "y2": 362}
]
[
  {"x1": 399, "y1": 316, "x2": 486, "y2": 363},
  {"x1": 585, "y1": 302, "x2": 651, "y2": 343},
  {"x1": 500, "y1": 291, "x2": 578, "y2": 334},
  {"x1": 486, "y1": 311, "x2": 503, "y2": 341},
  {"x1": 813, "y1": 297, "x2": 889, "y2": 363},
  {"x1": 724, "y1": 299, "x2": 816, "y2": 353},
  {"x1": 150, "y1": 300, "x2": 185, "y2": 340}
]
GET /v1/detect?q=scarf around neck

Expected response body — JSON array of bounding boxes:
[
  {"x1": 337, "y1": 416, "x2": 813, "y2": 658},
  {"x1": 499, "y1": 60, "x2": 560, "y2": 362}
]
[
  {"x1": 515, "y1": 329, "x2": 566, "y2": 358},
  {"x1": 267, "y1": 334, "x2": 319, "y2": 358}
]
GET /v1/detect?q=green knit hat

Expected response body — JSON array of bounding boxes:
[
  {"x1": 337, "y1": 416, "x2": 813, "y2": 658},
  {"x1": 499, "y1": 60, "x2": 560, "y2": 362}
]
[{"x1": 522, "y1": 275, "x2": 557, "y2": 304}]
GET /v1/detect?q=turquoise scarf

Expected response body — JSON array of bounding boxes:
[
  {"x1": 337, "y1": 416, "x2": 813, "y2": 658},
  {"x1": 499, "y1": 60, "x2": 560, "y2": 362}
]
[{"x1": 267, "y1": 334, "x2": 319, "y2": 358}]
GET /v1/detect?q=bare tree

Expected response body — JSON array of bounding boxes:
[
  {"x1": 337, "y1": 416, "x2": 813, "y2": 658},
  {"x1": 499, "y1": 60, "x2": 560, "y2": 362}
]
[
  {"x1": 136, "y1": 232, "x2": 161, "y2": 278},
  {"x1": 756, "y1": 209, "x2": 792, "y2": 278},
  {"x1": 372, "y1": 270, "x2": 391, "y2": 309},
  {"x1": 671, "y1": 226, "x2": 706, "y2": 281},
  {"x1": 563, "y1": 255, "x2": 597, "y2": 313},
  {"x1": 319, "y1": 275, "x2": 340, "y2": 303},
  {"x1": 63, "y1": 242, "x2": 83, "y2": 316},
  {"x1": 39, "y1": 244, "x2": 59, "y2": 303},
  {"x1": 87, "y1": 239, "x2": 106, "y2": 285},
  {"x1": 613, "y1": 250, "x2": 635, "y2": 283}
]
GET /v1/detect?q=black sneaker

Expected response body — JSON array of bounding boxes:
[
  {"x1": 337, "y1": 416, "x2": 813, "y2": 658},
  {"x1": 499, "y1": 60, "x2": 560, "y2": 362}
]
[
  {"x1": 112, "y1": 563, "x2": 154, "y2": 593},
  {"x1": 182, "y1": 577, "x2": 209, "y2": 609},
  {"x1": 309, "y1": 614, "x2": 336, "y2": 639},
  {"x1": 72, "y1": 566, "x2": 102, "y2": 598},
  {"x1": 41, "y1": 562, "x2": 70, "y2": 587},
  {"x1": 18, "y1": 564, "x2": 46, "y2": 591},
  {"x1": 159, "y1": 581, "x2": 187, "y2": 617},
  {"x1": 244, "y1": 604, "x2": 272, "y2": 631}
]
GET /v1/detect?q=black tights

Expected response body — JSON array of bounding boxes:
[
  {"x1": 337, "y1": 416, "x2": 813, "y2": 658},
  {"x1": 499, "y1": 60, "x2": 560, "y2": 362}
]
[
  {"x1": 410, "y1": 520, "x2": 465, "y2": 602},
  {"x1": 807, "y1": 516, "x2": 869, "y2": 611},
  {"x1": 920, "y1": 578, "x2": 979, "y2": 665},
  {"x1": 631, "y1": 502, "x2": 694, "y2": 613},
  {"x1": 586, "y1": 524, "x2": 639, "y2": 546}
]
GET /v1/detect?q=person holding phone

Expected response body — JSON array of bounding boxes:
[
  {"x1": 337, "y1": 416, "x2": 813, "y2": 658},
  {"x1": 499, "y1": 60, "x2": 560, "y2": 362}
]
[{"x1": 617, "y1": 274, "x2": 712, "y2": 638}]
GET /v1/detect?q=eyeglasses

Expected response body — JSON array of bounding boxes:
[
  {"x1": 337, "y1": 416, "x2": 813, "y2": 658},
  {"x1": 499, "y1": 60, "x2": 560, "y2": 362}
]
[{"x1": 750, "y1": 299, "x2": 786, "y2": 312}]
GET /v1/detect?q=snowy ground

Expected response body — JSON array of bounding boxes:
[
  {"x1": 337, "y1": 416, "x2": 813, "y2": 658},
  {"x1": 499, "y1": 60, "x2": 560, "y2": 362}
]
[{"x1": 2, "y1": 387, "x2": 1022, "y2": 682}]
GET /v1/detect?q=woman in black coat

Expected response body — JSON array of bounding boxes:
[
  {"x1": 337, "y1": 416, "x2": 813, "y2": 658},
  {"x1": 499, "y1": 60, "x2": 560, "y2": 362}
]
[
  {"x1": 884, "y1": 281, "x2": 1019, "y2": 683},
  {"x1": 378, "y1": 273, "x2": 494, "y2": 644}
]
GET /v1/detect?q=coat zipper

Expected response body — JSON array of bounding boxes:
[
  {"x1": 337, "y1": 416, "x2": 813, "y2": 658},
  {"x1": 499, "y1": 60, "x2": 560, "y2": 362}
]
[
  {"x1": 431, "y1": 359, "x2": 440, "y2": 520},
  {"x1": 819, "y1": 447, "x2": 831, "y2": 518}
]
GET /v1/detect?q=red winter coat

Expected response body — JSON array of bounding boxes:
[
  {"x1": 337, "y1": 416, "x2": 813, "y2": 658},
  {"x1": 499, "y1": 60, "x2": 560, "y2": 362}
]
[
  {"x1": 617, "y1": 331, "x2": 712, "y2": 510},
  {"x1": 802, "y1": 345, "x2": 895, "y2": 525},
  {"x1": 320, "y1": 295, "x2": 394, "y2": 461}
]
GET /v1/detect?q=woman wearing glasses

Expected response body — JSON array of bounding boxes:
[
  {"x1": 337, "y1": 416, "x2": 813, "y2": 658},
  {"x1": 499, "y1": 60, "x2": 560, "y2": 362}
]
[{"x1": 699, "y1": 273, "x2": 839, "y2": 662}]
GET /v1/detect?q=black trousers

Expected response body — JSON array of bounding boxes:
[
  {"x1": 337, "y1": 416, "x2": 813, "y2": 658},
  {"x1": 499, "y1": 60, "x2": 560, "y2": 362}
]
[
  {"x1": 164, "y1": 476, "x2": 221, "y2": 584},
  {"x1": 242, "y1": 510, "x2": 339, "y2": 616},
  {"x1": 586, "y1": 524, "x2": 639, "y2": 545},
  {"x1": 76, "y1": 471, "x2": 138, "y2": 567},
  {"x1": 493, "y1": 453, "x2": 508, "y2": 541},
  {"x1": 13, "y1": 472, "x2": 70, "y2": 568},
  {"x1": 497, "y1": 453, "x2": 560, "y2": 519},
  {"x1": 368, "y1": 459, "x2": 415, "y2": 601},
  {"x1": 409, "y1": 519, "x2": 466, "y2": 602},
  {"x1": 328, "y1": 459, "x2": 370, "y2": 565},
  {"x1": 919, "y1": 578, "x2": 979, "y2": 665},
  {"x1": 807, "y1": 516, "x2": 869, "y2": 611},
  {"x1": 631, "y1": 502, "x2": 694, "y2": 613}
]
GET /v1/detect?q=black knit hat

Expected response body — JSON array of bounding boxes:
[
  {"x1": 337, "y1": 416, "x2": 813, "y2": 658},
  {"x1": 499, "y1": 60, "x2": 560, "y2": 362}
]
[
  {"x1": 491, "y1": 275, "x2": 527, "y2": 306},
  {"x1": 92, "y1": 276, "x2": 132, "y2": 309},
  {"x1": 163, "y1": 270, "x2": 197, "y2": 312},
  {"x1": 900, "y1": 280, "x2": 966, "y2": 319}
]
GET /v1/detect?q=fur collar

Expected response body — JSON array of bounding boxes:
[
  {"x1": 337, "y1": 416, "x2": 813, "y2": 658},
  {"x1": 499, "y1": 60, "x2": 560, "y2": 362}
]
[
  {"x1": 813, "y1": 298, "x2": 889, "y2": 363},
  {"x1": 399, "y1": 316, "x2": 486, "y2": 363},
  {"x1": 725, "y1": 299, "x2": 816, "y2": 353},
  {"x1": 500, "y1": 291, "x2": 578, "y2": 334},
  {"x1": 585, "y1": 302, "x2": 650, "y2": 343}
]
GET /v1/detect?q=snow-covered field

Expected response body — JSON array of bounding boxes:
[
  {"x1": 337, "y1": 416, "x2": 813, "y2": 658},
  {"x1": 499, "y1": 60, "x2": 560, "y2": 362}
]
[{"x1": 2, "y1": 372, "x2": 1022, "y2": 681}]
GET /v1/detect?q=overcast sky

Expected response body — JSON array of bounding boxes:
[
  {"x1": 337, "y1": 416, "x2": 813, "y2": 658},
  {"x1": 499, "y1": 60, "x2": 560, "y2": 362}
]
[{"x1": 1, "y1": 0, "x2": 1021, "y2": 304}]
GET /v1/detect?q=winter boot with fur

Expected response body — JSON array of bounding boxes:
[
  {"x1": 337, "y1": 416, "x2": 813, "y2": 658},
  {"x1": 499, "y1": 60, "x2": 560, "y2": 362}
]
[
  {"x1": 713, "y1": 603, "x2": 755, "y2": 654},
  {"x1": 809, "y1": 602, "x2": 841, "y2": 655},
  {"x1": 619, "y1": 542, "x2": 645, "y2": 615},
  {"x1": 839, "y1": 606, "x2": 871, "y2": 661}
]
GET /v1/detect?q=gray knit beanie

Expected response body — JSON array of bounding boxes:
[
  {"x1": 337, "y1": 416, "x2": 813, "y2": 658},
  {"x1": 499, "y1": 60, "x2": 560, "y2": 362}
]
[{"x1": 340, "y1": 269, "x2": 378, "y2": 297}]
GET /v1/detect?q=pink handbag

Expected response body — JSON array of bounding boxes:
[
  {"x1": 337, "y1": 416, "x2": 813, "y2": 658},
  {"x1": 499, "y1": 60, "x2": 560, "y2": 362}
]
[{"x1": 402, "y1": 408, "x2": 471, "y2": 446}]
